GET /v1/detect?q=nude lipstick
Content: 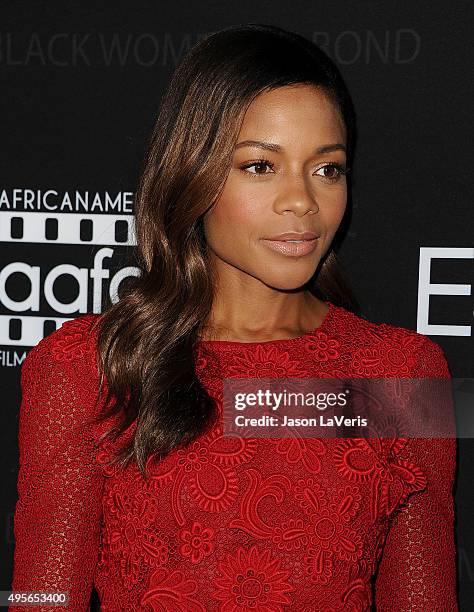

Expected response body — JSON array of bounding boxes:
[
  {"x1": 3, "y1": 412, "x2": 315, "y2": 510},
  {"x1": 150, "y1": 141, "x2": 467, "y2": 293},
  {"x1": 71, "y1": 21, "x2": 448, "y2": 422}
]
[{"x1": 261, "y1": 231, "x2": 319, "y2": 257}]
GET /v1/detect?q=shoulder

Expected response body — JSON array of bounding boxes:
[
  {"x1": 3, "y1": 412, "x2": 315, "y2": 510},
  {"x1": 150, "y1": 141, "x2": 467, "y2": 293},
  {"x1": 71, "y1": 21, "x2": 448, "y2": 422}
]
[
  {"x1": 21, "y1": 314, "x2": 103, "y2": 385},
  {"x1": 375, "y1": 319, "x2": 450, "y2": 378},
  {"x1": 332, "y1": 304, "x2": 451, "y2": 378},
  {"x1": 17, "y1": 315, "x2": 109, "y2": 461}
]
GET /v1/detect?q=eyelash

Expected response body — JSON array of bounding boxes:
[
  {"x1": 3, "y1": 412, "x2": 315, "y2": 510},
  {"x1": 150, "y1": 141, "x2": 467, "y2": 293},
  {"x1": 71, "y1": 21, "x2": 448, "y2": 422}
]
[{"x1": 239, "y1": 159, "x2": 350, "y2": 183}]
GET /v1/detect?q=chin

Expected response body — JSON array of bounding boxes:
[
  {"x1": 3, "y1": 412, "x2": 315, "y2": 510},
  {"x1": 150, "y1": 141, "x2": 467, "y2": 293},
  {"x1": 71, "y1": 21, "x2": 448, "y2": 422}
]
[{"x1": 259, "y1": 270, "x2": 318, "y2": 291}]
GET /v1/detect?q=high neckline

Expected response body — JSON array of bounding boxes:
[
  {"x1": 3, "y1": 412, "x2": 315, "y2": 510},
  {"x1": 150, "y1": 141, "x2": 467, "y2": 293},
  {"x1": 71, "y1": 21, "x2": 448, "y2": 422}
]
[{"x1": 197, "y1": 300, "x2": 337, "y2": 349}]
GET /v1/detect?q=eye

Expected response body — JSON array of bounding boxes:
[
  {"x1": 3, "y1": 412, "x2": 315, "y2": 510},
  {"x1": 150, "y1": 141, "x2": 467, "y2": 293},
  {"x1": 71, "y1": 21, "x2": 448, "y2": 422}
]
[
  {"x1": 314, "y1": 163, "x2": 350, "y2": 183},
  {"x1": 239, "y1": 159, "x2": 275, "y2": 176},
  {"x1": 238, "y1": 159, "x2": 350, "y2": 181}
]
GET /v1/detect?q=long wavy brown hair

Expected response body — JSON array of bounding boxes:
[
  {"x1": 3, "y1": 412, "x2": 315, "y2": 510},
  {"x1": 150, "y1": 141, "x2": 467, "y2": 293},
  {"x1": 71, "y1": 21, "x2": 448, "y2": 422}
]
[{"x1": 88, "y1": 23, "x2": 360, "y2": 479}]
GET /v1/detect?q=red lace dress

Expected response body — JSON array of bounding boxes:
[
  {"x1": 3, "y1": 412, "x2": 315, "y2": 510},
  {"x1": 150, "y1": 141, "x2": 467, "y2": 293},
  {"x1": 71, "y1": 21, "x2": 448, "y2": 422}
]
[{"x1": 10, "y1": 301, "x2": 458, "y2": 611}]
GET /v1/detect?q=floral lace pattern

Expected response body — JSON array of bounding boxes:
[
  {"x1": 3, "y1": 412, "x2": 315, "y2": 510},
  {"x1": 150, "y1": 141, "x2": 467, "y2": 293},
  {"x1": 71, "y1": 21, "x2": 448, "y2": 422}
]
[{"x1": 10, "y1": 303, "x2": 458, "y2": 611}]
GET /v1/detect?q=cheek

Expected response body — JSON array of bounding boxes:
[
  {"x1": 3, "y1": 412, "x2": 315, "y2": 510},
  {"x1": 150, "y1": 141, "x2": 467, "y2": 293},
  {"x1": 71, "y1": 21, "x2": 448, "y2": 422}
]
[
  {"x1": 204, "y1": 180, "x2": 264, "y2": 245},
  {"x1": 321, "y1": 189, "x2": 347, "y2": 231},
  {"x1": 328, "y1": 200, "x2": 346, "y2": 227}
]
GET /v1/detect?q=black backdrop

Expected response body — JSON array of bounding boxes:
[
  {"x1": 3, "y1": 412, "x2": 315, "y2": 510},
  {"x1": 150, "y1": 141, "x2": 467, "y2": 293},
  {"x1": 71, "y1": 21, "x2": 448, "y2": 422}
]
[{"x1": 2, "y1": 1, "x2": 473, "y2": 608}]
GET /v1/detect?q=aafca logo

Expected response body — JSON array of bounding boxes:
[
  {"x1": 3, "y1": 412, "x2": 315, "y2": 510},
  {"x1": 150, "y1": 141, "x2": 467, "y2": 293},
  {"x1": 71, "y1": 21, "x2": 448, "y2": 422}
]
[{"x1": 0, "y1": 212, "x2": 139, "y2": 347}]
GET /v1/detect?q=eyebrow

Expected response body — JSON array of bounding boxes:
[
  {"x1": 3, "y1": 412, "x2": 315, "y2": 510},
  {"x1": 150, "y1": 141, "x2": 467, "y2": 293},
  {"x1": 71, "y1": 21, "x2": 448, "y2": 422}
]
[{"x1": 234, "y1": 139, "x2": 346, "y2": 155}]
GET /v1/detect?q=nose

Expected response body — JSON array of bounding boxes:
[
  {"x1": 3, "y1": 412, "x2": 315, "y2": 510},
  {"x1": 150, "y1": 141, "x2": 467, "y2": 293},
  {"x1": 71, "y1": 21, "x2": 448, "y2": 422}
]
[{"x1": 272, "y1": 174, "x2": 319, "y2": 216}]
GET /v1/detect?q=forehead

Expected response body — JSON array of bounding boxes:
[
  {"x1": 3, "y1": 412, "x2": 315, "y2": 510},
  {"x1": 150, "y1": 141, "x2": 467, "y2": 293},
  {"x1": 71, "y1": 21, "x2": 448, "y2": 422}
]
[{"x1": 238, "y1": 84, "x2": 346, "y2": 143}]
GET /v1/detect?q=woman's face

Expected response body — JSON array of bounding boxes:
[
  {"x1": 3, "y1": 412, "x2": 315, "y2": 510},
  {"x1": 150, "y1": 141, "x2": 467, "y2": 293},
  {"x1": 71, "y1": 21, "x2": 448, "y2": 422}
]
[{"x1": 203, "y1": 84, "x2": 348, "y2": 292}]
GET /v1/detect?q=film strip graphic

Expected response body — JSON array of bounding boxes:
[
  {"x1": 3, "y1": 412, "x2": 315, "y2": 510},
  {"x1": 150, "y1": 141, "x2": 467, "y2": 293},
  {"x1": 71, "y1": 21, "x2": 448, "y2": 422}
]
[
  {"x1": 1, "y1": 212, "x2": 136, "y2": 347},
  {"x1": 1, "y1": 315, "x2": 75, "y2": 347},
  {"x1": 0, "y1": 211, "x2": 136, "y2": 245}
]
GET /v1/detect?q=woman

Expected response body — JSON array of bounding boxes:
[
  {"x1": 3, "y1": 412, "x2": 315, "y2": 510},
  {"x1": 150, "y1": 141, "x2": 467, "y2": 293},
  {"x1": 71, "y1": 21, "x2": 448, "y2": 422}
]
[{"x1": 11, "y1": 24, "x2": 457, "y2": 611}]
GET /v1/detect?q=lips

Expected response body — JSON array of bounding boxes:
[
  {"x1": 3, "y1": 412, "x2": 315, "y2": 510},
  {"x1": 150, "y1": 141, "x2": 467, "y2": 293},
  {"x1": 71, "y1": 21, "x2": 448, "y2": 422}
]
[
  {"x1": 260, "y1": 230, "x2": 321, "y2": 256},
  {"x1": 264, "y1": 231, "x2": 319, "y2": 241}
]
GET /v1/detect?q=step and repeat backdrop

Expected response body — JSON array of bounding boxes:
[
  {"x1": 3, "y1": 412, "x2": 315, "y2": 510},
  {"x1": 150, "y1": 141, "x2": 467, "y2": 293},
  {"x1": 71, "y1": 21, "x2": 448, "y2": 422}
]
[{"x1": 2, "y1": 1, "x2": 473, "y2": 608}]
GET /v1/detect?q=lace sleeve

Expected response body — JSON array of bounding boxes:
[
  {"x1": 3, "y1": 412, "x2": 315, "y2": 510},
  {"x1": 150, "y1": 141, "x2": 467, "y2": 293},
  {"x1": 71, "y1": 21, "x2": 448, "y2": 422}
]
[
  {"x1": 374, "y1": 336, "x2": 458, "y2": 610},
  {"x1": 10, "y1": 318, "x2": 105, "y2": 611}
]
